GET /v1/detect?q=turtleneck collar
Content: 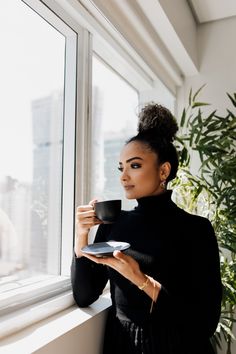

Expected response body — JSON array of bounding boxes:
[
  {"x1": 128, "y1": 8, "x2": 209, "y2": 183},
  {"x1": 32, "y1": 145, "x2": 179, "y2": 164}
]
[{"x1": 135, "y1": 190, "x2": 174, "y2": 213}]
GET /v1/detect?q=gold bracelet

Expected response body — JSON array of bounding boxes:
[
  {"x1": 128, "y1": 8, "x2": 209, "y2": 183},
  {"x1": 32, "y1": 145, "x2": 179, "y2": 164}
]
[
  {"x1": 150, "y1": 277, "x2": 156, "y2": 313},
  {"x1": 138, "y1": 275, "x2": 149, "y2": 290}
]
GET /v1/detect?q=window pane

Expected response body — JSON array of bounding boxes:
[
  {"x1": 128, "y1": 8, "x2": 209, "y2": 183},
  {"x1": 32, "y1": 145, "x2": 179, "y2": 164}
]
[
  {"x1": 0, "y1": 1, "x2": 65, "y2": 280},
  {"x1": 92, "y1": 56, "x2": 139, "y2": 210}
]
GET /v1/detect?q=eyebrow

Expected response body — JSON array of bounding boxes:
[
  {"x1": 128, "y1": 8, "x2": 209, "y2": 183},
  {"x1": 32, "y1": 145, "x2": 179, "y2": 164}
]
[{"x1": 119, "y1": 156, "x2": 143, "y2": 165}]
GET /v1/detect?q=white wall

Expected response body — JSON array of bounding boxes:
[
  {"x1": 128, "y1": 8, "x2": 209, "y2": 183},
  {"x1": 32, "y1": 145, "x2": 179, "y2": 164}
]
[
  {"x1": 177, "y1": 16, "x2": 236, "y2": 116},
  {"x1": 159, "y1": 0, "x2": 198, "y2": 70},
  {"x1": 0, "y1": 297, "x2": 111, "y2": 354},
  {"x1": 34, "y1": 310, "x2": 108, "y2": 354}
]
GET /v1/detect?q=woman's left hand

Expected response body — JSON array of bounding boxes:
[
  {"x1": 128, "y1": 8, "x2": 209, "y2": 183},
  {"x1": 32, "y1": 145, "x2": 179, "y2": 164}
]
[
  {"x1": 83, "y1": 251, "x2": 144, "y2": 286},
  {"x1": 83, "y1": 250, "x2": 162, "y2": 303}
]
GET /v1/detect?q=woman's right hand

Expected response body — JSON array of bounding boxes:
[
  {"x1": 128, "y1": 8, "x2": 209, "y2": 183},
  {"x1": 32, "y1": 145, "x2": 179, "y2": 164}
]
[{"x1": 74, "y1": 199, "x2": 102, "y2": 257}]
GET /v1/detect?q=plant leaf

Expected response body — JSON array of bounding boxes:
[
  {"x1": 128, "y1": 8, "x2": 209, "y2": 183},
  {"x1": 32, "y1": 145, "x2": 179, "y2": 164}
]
[
  {"x1": 188, "y1": 87, "x2": 192, "y2": 106},
  {"x1": 174, "y1": 87, "x2": 236, "y2": 354},
  {"x1": 192, "y1": 84, "x2": 207, "y2": 102},
  {"x1": 180, "y1": 108, "x2": 186, "y2": 127},
  {"x1": 227, "y1": 92, "x2": 236, "y2": 108},
  {"x1": 192, "y1": 102, "x2": 210, "y2": 108}
]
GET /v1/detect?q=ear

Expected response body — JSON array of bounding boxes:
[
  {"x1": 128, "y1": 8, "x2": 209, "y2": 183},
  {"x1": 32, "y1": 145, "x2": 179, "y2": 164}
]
[{"x1": 160, "y1": 162, "x2": 171, "y2": 181}]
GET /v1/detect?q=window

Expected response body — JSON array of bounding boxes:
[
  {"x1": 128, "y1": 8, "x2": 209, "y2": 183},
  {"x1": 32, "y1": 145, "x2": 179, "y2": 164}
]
[
  {"x1": 0, "y1": 0, "x2": 76, "y2": 314},
  {"x1": 0, "y1": 0, "x2": 175, "y2": 339},
  {"x1": 91, "y1": 55, "x2": 139, "y2": 210}
]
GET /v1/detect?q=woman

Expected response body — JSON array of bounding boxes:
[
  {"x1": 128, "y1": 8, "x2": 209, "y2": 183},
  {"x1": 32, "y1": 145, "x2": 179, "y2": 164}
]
[{"x1": 71, "y1": 103, "x2": 222, "y2": 354}]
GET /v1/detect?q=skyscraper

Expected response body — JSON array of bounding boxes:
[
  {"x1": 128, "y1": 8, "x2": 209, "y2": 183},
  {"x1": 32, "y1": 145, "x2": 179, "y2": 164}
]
[{"x1": 30, "y1": 91, "x2": 63, "y2": 274}]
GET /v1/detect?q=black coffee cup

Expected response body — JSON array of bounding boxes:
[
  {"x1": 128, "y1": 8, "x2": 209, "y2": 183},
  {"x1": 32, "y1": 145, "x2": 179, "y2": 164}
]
[{"x1": 94, "y1": 200, "x2": 122, "y2": 224}]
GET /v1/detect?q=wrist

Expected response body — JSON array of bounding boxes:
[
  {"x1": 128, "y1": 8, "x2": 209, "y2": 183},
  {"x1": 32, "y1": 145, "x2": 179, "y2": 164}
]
[
  {"x1": 132, "y1": 271, "x2": 148, "y2": 289},
  {"x1": 136, "y1": 273, "x2": 162, "y2": 308},
  {"x1": 138, "y1": 274, "x2": 149, "y2": 290},
  {"x1": 74, "y1": 231, "x2": 89, "y2": 257},
  {"x1": 76, "y1": 224, "x2": 90, "y2": 237}
]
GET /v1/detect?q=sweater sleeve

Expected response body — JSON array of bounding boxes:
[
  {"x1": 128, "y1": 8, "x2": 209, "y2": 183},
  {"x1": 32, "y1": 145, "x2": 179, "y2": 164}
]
[
  {"x1": 153, "y1": 217, "x2": 222, "y2": 339},
  {"x1": 71, "y1": 224, "x2": 110, "y2": 307}
]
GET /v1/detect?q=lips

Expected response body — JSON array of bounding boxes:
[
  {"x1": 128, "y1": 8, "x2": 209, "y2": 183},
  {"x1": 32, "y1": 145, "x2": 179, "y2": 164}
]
[{"x1": 123, "y1": 185, "x2": 134, "y2": 190}]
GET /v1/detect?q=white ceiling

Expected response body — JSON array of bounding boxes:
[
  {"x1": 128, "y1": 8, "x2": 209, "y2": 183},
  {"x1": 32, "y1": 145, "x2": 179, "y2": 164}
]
[{"x1": 189, "y1": 0, "x2": 236, "y2": 23}]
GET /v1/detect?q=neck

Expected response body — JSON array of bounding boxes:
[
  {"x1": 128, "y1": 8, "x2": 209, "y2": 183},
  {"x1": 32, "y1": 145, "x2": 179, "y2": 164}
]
[{"x1": 136, "y1": 190, "x2": 173, "y2": 211}]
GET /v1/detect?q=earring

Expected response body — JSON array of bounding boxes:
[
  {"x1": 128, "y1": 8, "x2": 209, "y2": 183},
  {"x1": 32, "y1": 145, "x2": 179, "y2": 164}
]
[{"x1": 160, "y1": 180, "x2": 166, "y2": 190}]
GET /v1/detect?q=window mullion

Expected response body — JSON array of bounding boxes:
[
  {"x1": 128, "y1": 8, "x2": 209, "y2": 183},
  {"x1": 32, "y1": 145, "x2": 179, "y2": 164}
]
[
  {"x1": 60, "y1": 31, "x2": 77, "y2": 277},
  {"x1": 75, "y1": 29, "x2": 93, "y2": 206}
]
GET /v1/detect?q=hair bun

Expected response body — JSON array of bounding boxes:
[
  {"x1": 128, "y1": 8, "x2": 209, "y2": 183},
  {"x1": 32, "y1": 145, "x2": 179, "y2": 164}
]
[{"x1": 138, "y1": 103, "x2": 178, "y2": 142}]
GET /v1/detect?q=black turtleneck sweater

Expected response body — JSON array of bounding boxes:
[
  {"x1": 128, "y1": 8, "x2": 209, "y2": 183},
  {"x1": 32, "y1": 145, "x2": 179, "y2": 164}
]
[{"x1": 71, "y1": 191, "x2": 222, "y2": 354}]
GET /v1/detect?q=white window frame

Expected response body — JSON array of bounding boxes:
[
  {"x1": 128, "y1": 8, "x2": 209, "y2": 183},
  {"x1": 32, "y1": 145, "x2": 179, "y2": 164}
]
[{"x1": 0, "y1": 0, "x2": 79, "y2": 338}]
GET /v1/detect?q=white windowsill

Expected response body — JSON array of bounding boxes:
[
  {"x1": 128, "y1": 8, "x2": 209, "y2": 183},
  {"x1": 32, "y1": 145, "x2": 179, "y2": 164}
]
[
  {"x1": 0, "y1": 275, "x2": 71, "y2": 311},
  {"x1": 0, "y1": 291, "x2": 111, "y2": 354}
]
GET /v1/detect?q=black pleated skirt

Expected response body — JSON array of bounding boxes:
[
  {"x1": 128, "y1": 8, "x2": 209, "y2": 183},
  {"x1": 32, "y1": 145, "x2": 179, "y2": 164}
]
[
  {"x1": 102, "y1": 308, "x2": 216, "y2": 354},
  {"x1": 103, "y1": 309, "x2": 154, "y2": 354}
]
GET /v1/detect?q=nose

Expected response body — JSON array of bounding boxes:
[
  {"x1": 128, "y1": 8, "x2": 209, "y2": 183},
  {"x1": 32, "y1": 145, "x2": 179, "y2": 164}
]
[{"x1": 120, "y1": 167, "x2": 129, "y2": 182}]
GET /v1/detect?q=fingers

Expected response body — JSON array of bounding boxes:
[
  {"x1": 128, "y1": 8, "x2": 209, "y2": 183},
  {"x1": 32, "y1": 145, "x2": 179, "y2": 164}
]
[
  {"x1": 76, "y1": 199, "x2": 100, "y2": 223},
  {"x1": 77, "y1": 205, "x2": 97, "y2": 222},
  {"x1": 77, "y1": 197, "x2": 98, "y2": 213},
  {"x1": 113, "y1": 250, "x2": 127, "y2": 263},
  {"x1": 83, "y1": 253, "x2": 111, "y2": 265},
  {"x1": 77, "y1": 205, "x2": 93, "y2": 213},
  {"x1": 84, "y1": 251, "x2": 128, "y2": 267},
  {"x1": 89, "y1": 199, "x2": 98, "y2": 207},
  {"x1": 76, "y1": 202, "x2": 102, "y2": 232},
  {"x1": 84, "y1": 250, "x2": 140, "y2": 287}
]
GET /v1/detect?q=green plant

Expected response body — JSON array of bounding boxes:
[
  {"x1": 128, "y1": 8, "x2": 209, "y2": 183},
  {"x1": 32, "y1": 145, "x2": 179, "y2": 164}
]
[{"x1": 171, "y1": 86, "x2": 236, "y2": 353}]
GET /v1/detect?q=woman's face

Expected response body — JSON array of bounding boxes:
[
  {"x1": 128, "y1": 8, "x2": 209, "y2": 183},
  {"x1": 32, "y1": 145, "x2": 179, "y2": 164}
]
[{"x1": 119, "y1": 141, "x2": 168, "y2": 199}]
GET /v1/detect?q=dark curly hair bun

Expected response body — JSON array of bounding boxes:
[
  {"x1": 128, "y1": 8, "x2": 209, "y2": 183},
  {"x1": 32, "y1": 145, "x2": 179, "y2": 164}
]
[{"x1": 138, "y1": 103, "x2": 178, "y2": 143}]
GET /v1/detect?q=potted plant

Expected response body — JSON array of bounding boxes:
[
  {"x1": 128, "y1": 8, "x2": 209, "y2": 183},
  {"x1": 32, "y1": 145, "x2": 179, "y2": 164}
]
[{"x1": 171, "y1": 86, "x2": 236, "y2": 353}]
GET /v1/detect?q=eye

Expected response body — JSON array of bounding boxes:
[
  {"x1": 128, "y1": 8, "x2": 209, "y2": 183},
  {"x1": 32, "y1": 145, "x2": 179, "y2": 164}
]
[
  {"x1": 118, "y1": 166, "x2": 123, "y2": 172},
  {"x1": 131, "y1": 163, "x2": 141, "y2": 169}
]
